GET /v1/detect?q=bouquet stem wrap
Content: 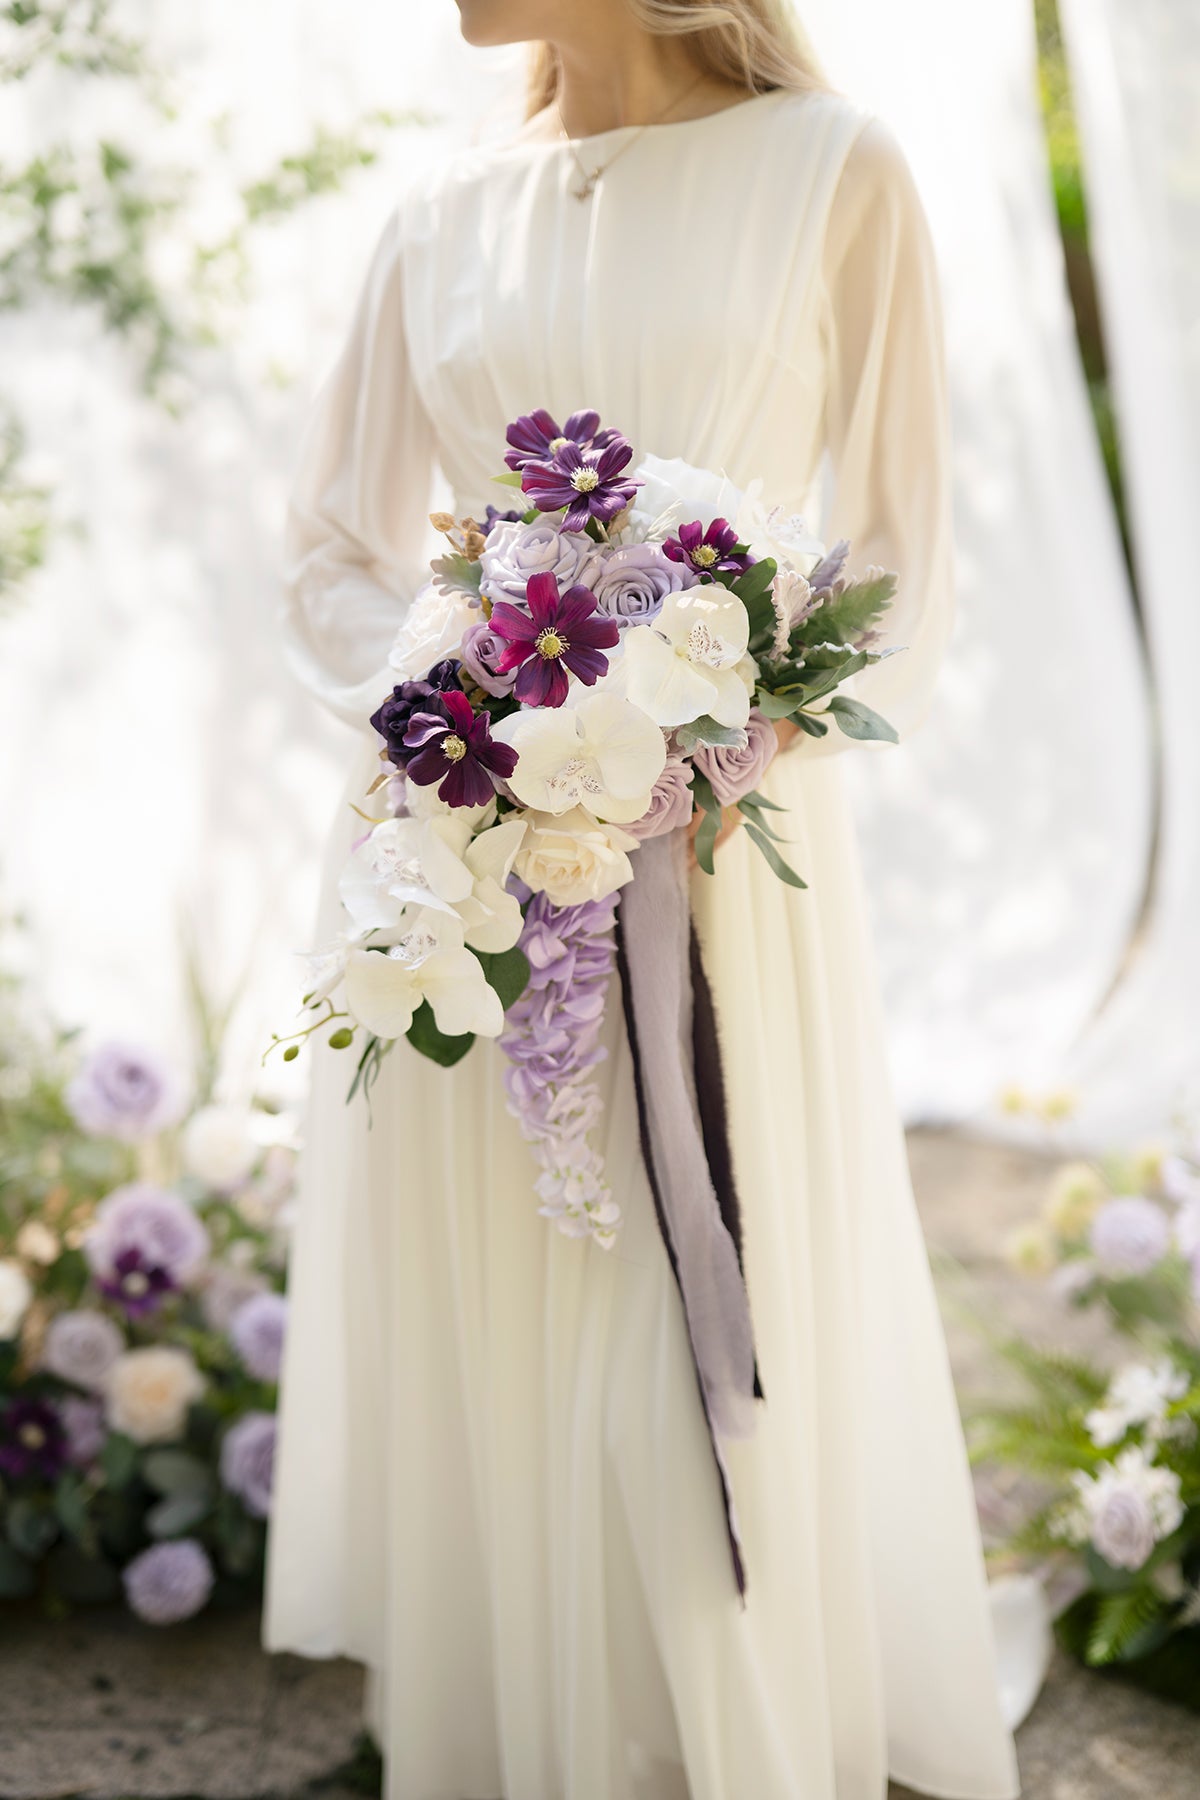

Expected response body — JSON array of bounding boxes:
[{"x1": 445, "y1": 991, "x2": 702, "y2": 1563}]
[{"x1": 615, "y1": 828, "x2": 761, "y2": 1595}]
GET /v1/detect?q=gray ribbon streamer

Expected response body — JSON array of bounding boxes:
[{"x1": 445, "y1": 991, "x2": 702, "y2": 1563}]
[{"x1": 618, "y1": 828, "x2": 759, "y2": 1444}]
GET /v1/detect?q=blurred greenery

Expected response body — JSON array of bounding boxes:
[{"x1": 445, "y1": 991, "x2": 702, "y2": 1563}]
[
  {"x1": 0, "y1": 0, "x2": 407, "y2": 608},
  {"x1": 1035, "y1": 0, "x2": 1131, "y2": 565}
]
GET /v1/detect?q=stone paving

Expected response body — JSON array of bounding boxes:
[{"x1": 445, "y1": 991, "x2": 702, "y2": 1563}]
[{"x1": 2, "y1": 1130, "x2": 1198, "y2": 1800}]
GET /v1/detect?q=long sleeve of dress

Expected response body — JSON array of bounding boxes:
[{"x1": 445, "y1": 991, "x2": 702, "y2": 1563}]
[
  {"x1": 281, "y1": 207, "x2": 436, "y2": 727},
  {"x1": 814, "y1": 119, "x2": 954, "y2": 747}
]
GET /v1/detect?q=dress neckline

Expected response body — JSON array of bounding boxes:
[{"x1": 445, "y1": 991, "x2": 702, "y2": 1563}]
[{"x1": 509, "y1": 86, "x2": 789, "y2": 154}]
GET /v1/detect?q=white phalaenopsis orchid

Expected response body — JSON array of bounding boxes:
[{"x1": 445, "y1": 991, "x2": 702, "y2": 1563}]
[
  {"x1": 619, "y1": 587, "x2": 753, "y2": 729},
  {"x1": 339, "y1": 815, "x2": 525, "y2": 954},
  {"x1": 492, "y1": 689, "x2": 667, "y2": 824},
  {"x1": 734, "y1": 482, "x2": 824, "y2": 575},
  {"x1": 345, "y1": 909, "x2": 504, "y2": 1041}
]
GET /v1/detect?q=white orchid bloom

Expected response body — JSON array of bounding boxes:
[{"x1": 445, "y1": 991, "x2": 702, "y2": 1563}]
[
  {"x1": 493, "y1": 689, "x2": 667, "y2": 823},
  {"x1": 345, "y1": 909, "x2": 503, "y2": 1041},
  {"x1": 339, "y1": 815, "x2": 479, "y2": 937},
  {"x1": 456, "y1": 818, "x2": 527, "y2": 953},
  {"x1": 734, "y1": 481, "x2": 824, "y2": 576},
  {"x1": 619, "y1": 587, "x2": 753, "y2": 729}
]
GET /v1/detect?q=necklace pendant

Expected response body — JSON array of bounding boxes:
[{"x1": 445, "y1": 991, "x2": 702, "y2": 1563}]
[{"x1": 572, "y1": 169, "x2": 598, "y2": 202}]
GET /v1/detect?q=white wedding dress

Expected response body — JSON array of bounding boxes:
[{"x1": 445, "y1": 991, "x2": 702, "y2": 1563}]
[{"x1": 265, "y1": 88, "x2": 1020, "y2": 1800}]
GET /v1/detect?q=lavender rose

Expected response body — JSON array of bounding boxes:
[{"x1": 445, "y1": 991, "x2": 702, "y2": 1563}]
[
  {"x1": 478, "y1": 519, "x2": 601, "y2": 608},
  {"x1": 41, "y1": 1309, "x2": 124, "y2": 1392},
  {"x1": 1090, "y1": 1196, "x2": 1170, "y2": 1276},
  {"x1": 589, "y1": 542, "x2": 697, "y2": 625},
  {"x1": 58, "y1": 1395, "x2": 107, "y2": 1467},
  {"x1": 624, "y1": 756, "x2": 695, "y2": 842},
  {"x1": 1091, "y1": 1487, "x2": 1157, "y2": 1571},
  {"x1": 693, "y1": 708, "x2": 778, "y2": 807},
  {"x1": 123, "y1": 1540, "x2": 214, "y2": 1625},
  {"x1": 66, "y1": 1042, "x2": 182, "y2": 1141},
  {"x1": 459, "y1": 619, "x2": 518, "y2": 697},
  {"x1": 220, "y1": 1411, "x2": 276, "y2": 1518},
  {"x1": 229, "y1": 1291, "x2": 287, "y2": 1383}
]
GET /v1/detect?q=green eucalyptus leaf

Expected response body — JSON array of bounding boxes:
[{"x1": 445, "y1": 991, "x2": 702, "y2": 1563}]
[
  {"x1": 737, "y1": 801, "x2": 788, "y2": 843},
  {"x1": 827, "y1": 695, "x2": 899, "y2": 744},
  {"x1": 674, "y1": 715, "x2": 750, "y2": 753},
  {"x1": 473, "y1": 945, "x2": 531, "y2": 1011},
  {"x1": 754, "y1": 688, "x2": 808, "y2": 720},
  {"x1": 53, "y1": 1473, "x2": 94, "y2": 1547},
  {"x1": 794, "y1": 712, "x2": 829, "y2": 737},
  {"x1": 101, "y1": 1433, "x2": 139, "y2": 1492},
  {"x1": 7, "y1": 1496, "x2": 58, "y2": 1560},
  {"x1": 406, "y1": 1001, "x2": 475, "y2": 1068},
  {"x1": 146, "y1": 1491, "x2": 213, "y2": 1539},
  {"x1": 44, "y1": 1544, "x2": 121, "y2": 1605},
  {"x1": 738, "y1": 788, "x2": 787, "y2": 813},
  {"x1": 796, "y1": 651, "x2": 870, "y2": 704},
  {"x1": 743, "y1": 823, "x2": 807, "y2": 889},
  {"x1": 0, "y1": 1541, "x2": 36, "y2": 1599},
  {"x1": 693, "y1": 807, "x2": 720, "y2": 876},
  {"x1": 142, "y1": 1449, "x2": 215, "y2": 1498}
]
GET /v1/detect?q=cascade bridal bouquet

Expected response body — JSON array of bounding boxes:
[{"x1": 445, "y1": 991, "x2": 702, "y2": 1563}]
[{"x1": 272, "y1": 407, "x2": 901, "y2": 1250}]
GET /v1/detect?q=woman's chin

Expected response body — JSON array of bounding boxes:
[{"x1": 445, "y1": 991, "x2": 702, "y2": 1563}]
[{"x1": 454, "y1": 1, "x2": 538, "y2": 49}]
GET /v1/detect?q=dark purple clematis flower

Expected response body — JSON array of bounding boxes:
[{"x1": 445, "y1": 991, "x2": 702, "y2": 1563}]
[
  {"x1": 369, "y1": 661, "x2": 462, "y2": 769},
  {"x1": 521, "y1": 439, "x2": 640, "y2": 534},
  {"x1": 490, "y1": 571, "x2": 620, "y2": 708},
  {"x1": 0, "y1": 1397, "x2": 68, "y2": 1482},
  {"x1": 403, "y1": 687, "x2": 518, "y2": 808},
  {"x1": 98, "y1": 1246, "x2": 175, "y2": 1317},
  {"x1": 663, "y1": 517, "x2": 754, "y2": 578},
  {"x1": 483, "y1": 504, "x2": 524, "y2": 536},
  {"x1": 504, "y1": 408, "x2": 617, "y2": 473}
]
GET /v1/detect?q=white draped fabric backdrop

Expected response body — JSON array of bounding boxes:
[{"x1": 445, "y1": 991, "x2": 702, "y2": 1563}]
[{"x1": 0, "y1": 0, "x2": 1196, "y2": 1141}]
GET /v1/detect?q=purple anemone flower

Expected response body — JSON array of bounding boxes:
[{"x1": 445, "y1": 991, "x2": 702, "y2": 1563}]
[
  {"x1": 663, "y1": 517, "x2": 754, "y2": 578},
  {"x1": 369, "y1": 661, "x2": 462, "y2": 769},
  {"x1": 403, "y1": 687, "x2": 518, "y2": 808},
  {"x1": 521, "y1": 439, "x2": 640, "y2": 534},
  {"x1": 504, "y1": 407, "x2": 616, "y2": 473},
  {"x1": 98, "y1": 1246, "x2": 176, "y2": 1317},
  {"x1": 0, "y1": 1397, "x2": 68, "y2": 1482},
  {"x1": 490, "y1": 572, "x2": 620, "y2": 708}
]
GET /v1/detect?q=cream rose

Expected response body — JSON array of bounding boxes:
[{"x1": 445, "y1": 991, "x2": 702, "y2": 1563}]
[
  {"x1": 106, "y1": 1346, "x2": 204, "y2": 1444},
  {"x1": 0, "y1": 1259, "x2": 32, "y2": 1339},
  {"x1": 513, "y1": 807, "x2": 638, "y2": 907},
  {"x1": 387, "y1": 581, "x2": 476, "y2": 680}
]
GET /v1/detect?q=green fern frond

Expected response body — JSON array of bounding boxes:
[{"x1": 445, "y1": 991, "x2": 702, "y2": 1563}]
[{"x1": 1087, "y1": 1586, "x2": 1167, "y2": 1665}]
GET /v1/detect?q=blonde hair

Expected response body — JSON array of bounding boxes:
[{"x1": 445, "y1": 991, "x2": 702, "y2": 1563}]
[{"x1": 527, "y1": 0, "x2": 825, "y2": 116}]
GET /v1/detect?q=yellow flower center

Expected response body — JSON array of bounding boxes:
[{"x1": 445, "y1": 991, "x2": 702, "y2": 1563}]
[
  {"x1": 571, "y1": 468, "x2": 600, "y2": 493},
  {"x1": 536, "y1": 629, "x2": 566, "y2": 660},
  {"x1": 441, "y1": 734, "x2": 467, "y2": 762},
  {"x1": 548, "y1": 435, "x2": 569, "y2": 453},
  {"x1": 19, "y1": 1423, "x2": 46, "y2": 1449},
  {"x1": 691, "y1": 543, "x2": 718, "y2": 568},
  {"x1": 124, "y1": 1270, "x2": 150, "y2": 1296}
]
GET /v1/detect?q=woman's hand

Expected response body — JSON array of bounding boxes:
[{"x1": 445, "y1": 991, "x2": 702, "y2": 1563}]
[{"x1": 687, "y1": 717, "x2": 801, "y2": 865}]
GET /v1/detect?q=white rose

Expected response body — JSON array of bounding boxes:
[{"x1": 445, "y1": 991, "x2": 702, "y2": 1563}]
[
  {"x1": 106, "y1": 1346, "x2": 205, "y2": 1444},
  {"x1": 514, "y1": 807, "x2": 638, "y2": 907},
  {"x1": 0, "y1": 1259, "x2": 32, "y2": 1339},
  {"x1": 387, "y1": 582, "x2": 476, "y2": 680},
  {"x1": 628, "y1": 453, "x2": 745, "y2": 537},
  {"x1": 182, "y1": 1105, "x2": 259, "y2": 1191}
]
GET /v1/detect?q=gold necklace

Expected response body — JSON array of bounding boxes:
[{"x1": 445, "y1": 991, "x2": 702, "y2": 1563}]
[{"x1": 557, "y1": 73, "x2": 707, "y2": 202}]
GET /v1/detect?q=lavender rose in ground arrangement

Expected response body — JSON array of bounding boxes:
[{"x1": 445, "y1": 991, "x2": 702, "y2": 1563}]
[
  {"x1": 66, "y1": 1041, "x2": 182, "y2": 1141},
  {"x1": 277, "y1": 405, "x2": 901, "y2": 1249}
]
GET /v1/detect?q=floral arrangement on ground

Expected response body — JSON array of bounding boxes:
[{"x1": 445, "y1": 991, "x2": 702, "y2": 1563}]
[
  {"x1": 972, "y1": 1098, "x2": 1200, "y2": 1708},
  {"x1": 0, "y1": 948, "x2": 294, "y2": 1625}
]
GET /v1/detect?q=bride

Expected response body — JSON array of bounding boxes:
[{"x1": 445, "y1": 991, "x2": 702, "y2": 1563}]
[{"x1": 266, "y1": 3, "x2": 1021, "y2": 1797}]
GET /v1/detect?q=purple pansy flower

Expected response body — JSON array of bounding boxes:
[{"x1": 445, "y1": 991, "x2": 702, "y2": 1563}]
[
  {"x1": 490, "y1": 572, "x2": 620, "y2": 708},
  {"x1": 98, "y1": 1246, "x2": 176, "y2": 1317},
  {"x1": 504, "y1": 407, "x2": 616, "y2": 473},
  {"x1": 0, "y1": 1397, "x2": 67, "y2": 1481},
  {"x1": 403, "y1": 687, "x2": 518, "y2": 808},
  {"x1": 369, "y1": 661, "x2": 462, "y2": 770},
  {"x1": 663, "y1": 517, "x2": 753, "y2": 578},
  {"x1": 521, "y1": 439, "x2": 640, "y2": 534}
]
